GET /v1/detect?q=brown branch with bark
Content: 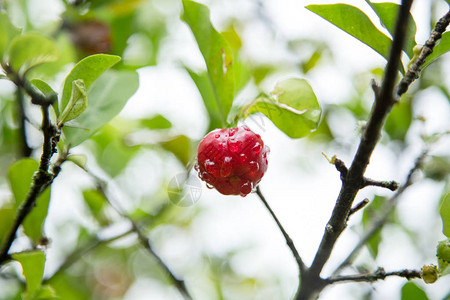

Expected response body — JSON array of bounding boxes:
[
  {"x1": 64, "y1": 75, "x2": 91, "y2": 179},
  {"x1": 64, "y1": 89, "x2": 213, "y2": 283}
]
[
  {"x1": 0, "y1": 70, "x2": 65, "y2": 265},
  {"x1": 289, "y1": 1, "x2": 450, "y2": 299}
]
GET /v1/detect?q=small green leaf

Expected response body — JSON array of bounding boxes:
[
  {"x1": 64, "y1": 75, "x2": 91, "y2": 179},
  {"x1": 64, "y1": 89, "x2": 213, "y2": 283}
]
[
  {"x1": 440, "y1": 192, "x2": 450, "y2": 238},
  {"x1": 8, "y1": 159, "x2": 51, "y2": 243},
  {"x1": 0, "y1": 12, "x2": 20, "y2": 59},
  {"x1": 0, "y1": 204, "x2": 15, "y2": 246},
  {"x1": 67, "y1": 154, "x2": 87, "y2": 170},
  {"x1": 58, "y1": 79, "x2": 88, "y2": 125},
  {"x1": 6, "y1": 34, "x2": 58, "y2": 75},
  {"x1": 12, "y1": 250, "x2": 45, "y2": 295},
  {"x1": 366, "y1": 1, "x2": 417, "y2": 58},
  {"x1": 423, "y1": 31, "x2": 450, "y2": 69},
  {"x1": 362, "y1": 196, "x2": 385, "y2": 258},
  {"x1": 384, "y1": 97, "x2": 412, "y2": 141},
  {"x1": 62, "y1": 70, "x2": 139, "y2": 147},
  {"x1": 246, "y1": 78, "x2": 321, "y2": 138},
  {"x1": 182, "y1": 0, "x2": 235, "y2": 126},
  {"x1": 30, "y1": 79, "x2": 59, "y2": 116},
  {"x1": 59, "y1": 54, "x2": 121, "y2": 115},
  {"x1": 161, "y1": 135, "x2": 193, "y2": 166},
  {"x1": 32, "y1": 285, "x2": 59, "y2": 300},
  {"x1": 437, "y1": 239, "x2": 450, "y2": 275},
  {"x1": 401, "y1": 282, "x2": 429, "y2": 300},
  {"x1": 140, "y1": 114, "x2": 172, "y2": 130},
  {"x1": 306, "y1": 4, "x2": 392, "y2": 61},
  {"x1": 82, "y1": 189, "x2": 109, "y2": 226}
]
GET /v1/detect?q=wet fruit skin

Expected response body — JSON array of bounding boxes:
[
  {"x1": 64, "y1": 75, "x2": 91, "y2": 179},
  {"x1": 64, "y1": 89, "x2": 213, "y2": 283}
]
[{"x1": 196, "y1": 126, "x2": 269, "y2": 196}]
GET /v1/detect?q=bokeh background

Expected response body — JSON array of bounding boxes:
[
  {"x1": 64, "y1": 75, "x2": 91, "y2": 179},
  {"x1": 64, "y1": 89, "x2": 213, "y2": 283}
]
[{"x1": 0, "y1": 0, "x2": 449, "y2": 299}]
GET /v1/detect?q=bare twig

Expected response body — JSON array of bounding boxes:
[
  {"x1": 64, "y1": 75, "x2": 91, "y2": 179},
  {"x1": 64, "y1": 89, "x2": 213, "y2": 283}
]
[
  {"x1": 396, "y1": 9, "x2": 450, "y2": 96},
  {"x1": 86, "y1": 172, "x2": 193, "y2": 300},
  {"x1": 326, "y1": 267, "x2": 421, "y2": 284},
  {"x1": 0, "y1": 104, "x2": 58, "y2": 265},
  {"x1": 347, "y1": 198, "x2": 370, "y2": 220},
  {"x1": 255, "y1": 186, "x2": 307, "y2": 275},
  {"x1": 44, "y1": 228, "x2": 134, "y2": 283},
  {"x1": 361, "y1": 178, "x2": 398, "y2": 191},
  {"x1": 333, "y1": 150, "x2": 428, "y2": 275},
  {"x1": 296, "y1": 1, "x2": 414, "y2": 299}
]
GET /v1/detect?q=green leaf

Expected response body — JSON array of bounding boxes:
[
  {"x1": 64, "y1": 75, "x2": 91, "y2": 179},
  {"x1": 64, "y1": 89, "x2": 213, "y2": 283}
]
[
  {"x1": 161, "y1": 135, "x2": 193, "y2": 166},
  {"x1": 31, "y1": 285, "x2": 59, "y2": 300},
  {"x1": 441, "y1": 192, "x2": 450, "y2": 238},
  {"x1": 0, "y1": 204, "x2": 15, "y2": 246},
  {"x1": 67, "y1": 154, "x2": 87, "y2": 170},
  {"x1": 401, "y1": 282, "x2": 429, "y2": 300},
  {"x1": 384, "y1": 97, "x2": 412, "y2": 141},
  {"x1": 0, "y1": 12, "x2": 20, "y2": 60},
  {"x1": 423, "y1": 31, "x2": 450, "y2": 69},
  {"x1": 31, "y1": 79, "x2": 59, "y2": 116},
  {"x1": 140, "y1": 114, "x2": 172, "y2": 130},
  {"x1": 246, "y1": 78, "x2": 321, "y2": 138},
  {"x1": 6, "y1": 33, "x2": 58, "y2": 75},
  {"x1": 62, "y1": 69, "x2": 139, "y2": 147},
  {"x1": 362, "y1": 196, "x2": 385, "y2": 258},
  {"x1": 12, "y1": 250, "x2": 45, "y2": 296},
  {"x1": 82, "y1": 190, "x2": 109, "y2": 226},
  {"x1": 185, "y1": 68, "x2": 223, "y2": 130},
  {"x1": 306, "y1": 4, "x2": 392, "y2": 61},
  {"x1": 182, "y1": 0, "x2": 235, "y2": 126},
  {"x1": 59, "y1": 54, "x2": 121, "y2": 115},
  {"x1": 8, "y1": 159, "x2": 51, "y2": 243},
  {"x1": 30, "y1": 79, "x2": 58, "y2": 99},
  {"x1": 58, "y1": 79, "x2": 88, "y2": 125},
  {"x1": 366, "y1": 1, "x2": 416, "y2": 58},
  {"x1": 437, "y1": 239, "x2": 450, "y2": 275}
]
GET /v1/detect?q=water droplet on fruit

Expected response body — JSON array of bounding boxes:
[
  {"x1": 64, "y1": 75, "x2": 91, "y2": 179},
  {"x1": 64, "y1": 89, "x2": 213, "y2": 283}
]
[
  {"x1": 252, "y1": 142, "x2": 262, "y2": 154},
  {"x1": 228, "y1": 140, "x2": 242, "y2": 153},
  {"x1": 206, "y1": 183, "x2": 214, "y2": 189},
  {"x1": 249, "y1": 161, "x2": 259, "y2": 173},
  {"x1": 220, "y1": 156, "x2": 233, "y2": 177},
  {"x1": 204, "y1": 160, "x2": 219, "y2": 176},
  {"x1": 214, "y1": 134, "x2": 220, "y2": 139},
  {"x1": 243, "y1": 126, "x2": 251, "y2": 131},
  {"x1": 239, "y1": 153, "x2": 247, "y2": 162},
  {"x1": 194, "y1": 163, "x2": 199, "y2": 171},
  {"x1": 228, "y1": 128, "x2": 237, "y2": 137},
  {"x1": 240, "y1": 180, "x2": 252, "y2": 196}
]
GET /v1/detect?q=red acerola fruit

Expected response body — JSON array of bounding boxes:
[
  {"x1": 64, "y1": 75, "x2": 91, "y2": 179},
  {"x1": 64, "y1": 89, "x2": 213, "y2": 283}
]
[{"x1": 195, "y1": 126, "x2": 269, "y2": 196}]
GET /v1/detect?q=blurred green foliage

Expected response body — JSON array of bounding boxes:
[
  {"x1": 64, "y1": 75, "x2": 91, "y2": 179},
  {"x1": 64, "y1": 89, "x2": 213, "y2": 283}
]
[{"x1": 0, "y1": 0, "x2": 449, "y2": 299}]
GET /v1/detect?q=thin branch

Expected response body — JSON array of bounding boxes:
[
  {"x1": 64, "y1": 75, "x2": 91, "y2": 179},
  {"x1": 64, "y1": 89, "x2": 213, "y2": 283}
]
[
  {"x1": 0, "y1": 105, "x2": 58, "y2": 265},
  {"x1": 396, "y1": 9, "x2": 450, "y2": 97},
  {"x1": 347, "y1": 198, "x2": 370, "y2": 220},
  {"x1": 255, "y1": 186, "x2": 307, "y2": 275},
  {"x1": 87, "y1": 172, "x2": 193, "y2": 300},
  {"x1": 44, "y1": 228, "x2": 134, "y2": 283},
  {"x1": 333, "y1": 150, "x2": 428, "y2": 275},
  {"x1": 308, "y1": 0, "x2": 413, "y2": 279},
  {"x1": 361, "y1": 178, "x2": 399, "y2": 191},
  {"x1": 326, "y1": 267, "x2": 421, "y2": 284}
]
